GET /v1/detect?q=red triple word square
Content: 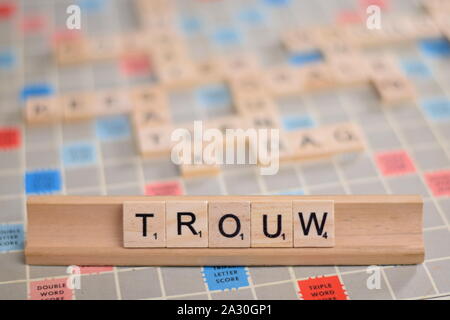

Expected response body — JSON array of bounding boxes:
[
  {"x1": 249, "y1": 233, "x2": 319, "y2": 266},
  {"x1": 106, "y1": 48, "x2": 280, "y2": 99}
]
[
  {"x1": 145, "y1": 181, "x2": 184, "y2": 196},
  {"x1": 298, "y1": 275, "x2": 348, "y2": 300},
  {"x1": 0, "y1": 127, "x2": 21, "y2": 150},
  {"x1": 0, "y1": 2, "x2": 16, "y2": 20},
  {"x1": 425, "y1": 170, "x2": 450, "y2": 197},
  {"x1": 375, "y1": 150, "x2": 416, "y2": 176}
]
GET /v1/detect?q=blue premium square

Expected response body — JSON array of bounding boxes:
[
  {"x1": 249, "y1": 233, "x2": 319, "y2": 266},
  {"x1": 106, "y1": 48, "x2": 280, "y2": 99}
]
[
  {"x1": 203, "y1": 266, "x2": 249, "y2": 291},
  {"x1": 0, "y1": 224, "x2": 24, "y2": 252},
  {"x1": 62, "y1": 142, "x2": 96, "y2": 167},
  {"x1": 25, "y1": 170, "x2": 62, "y2": 195},
  {"x1": 96, "y1": 115, "x2": 131, "y2": 141}
]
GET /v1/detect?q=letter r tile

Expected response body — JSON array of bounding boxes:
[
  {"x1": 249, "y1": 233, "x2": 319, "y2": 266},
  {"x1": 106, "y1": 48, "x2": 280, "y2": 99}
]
[
  {"x1": 293, "y1": 200, "x2": 335, "y2": 247},
  {"x1": 251, "y1": 201, "x2": 293, "y2": 247},
  {"x1": 166, "y1": 201, "x2": 208, "y2": 247},
  {"x1": 123, "y1": 201, "x2": 166, "y2": 248}
]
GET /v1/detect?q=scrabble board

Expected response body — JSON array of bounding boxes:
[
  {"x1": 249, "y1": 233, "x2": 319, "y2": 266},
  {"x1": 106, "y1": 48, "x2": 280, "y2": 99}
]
[{"x1": 1, "y1": 0, "x2": 450, "y2": 300}]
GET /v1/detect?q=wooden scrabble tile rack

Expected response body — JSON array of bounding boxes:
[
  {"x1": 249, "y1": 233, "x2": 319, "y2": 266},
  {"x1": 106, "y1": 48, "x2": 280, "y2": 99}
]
[{"x1": 25, "y1": 195, "x2": 424, "y2": 266}]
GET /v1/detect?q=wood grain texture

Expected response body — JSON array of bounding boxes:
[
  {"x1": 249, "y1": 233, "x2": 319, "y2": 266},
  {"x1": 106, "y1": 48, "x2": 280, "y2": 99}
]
[
  {"x1": 95, "y1": 89, "x2": 133, "y2": 116},
  {"x1": 264, "y1": 66, "x2": 303, "y2": 96},
  {"x1": 208, "y1": 201, "x2": 251, "y2": 248},
  {"x1": 251, "y1": 201, "x2": 293, "y2": 248},
  {"x1": 300, "y1": 63, "x2": 336, "y2": 92},
  {"x1": 293, "y1": 200, "x2": 335, "y2": 247},
  {"x1": 123, "y1": 201, "x2": 166, "y2": 248},
  {"x1": 130, "y1": 86, "x2": 168, "y2": 110},
  {"x1": 373, "y1": 75, "x2": 416, "y2": 105},
  {"x1": 285, "y1": 122, "x2": 365, "y2": 161},
  {"x1": 25, "y1": 97, "x2": 61, "y2": 125},
  {"x1": 166, "y1": 200, "x2": 208, "y2": 247},
  {"x1": 136, "y1": 125, "x2": 173, "y2": 157},
  {"x1": 61, "y1": 93, "x2": 96, "y2": 122},
  {"x1": 54, "y1": 39, "x2": 89, "y2": 65},
  {"x1": 132, "y1": 107, "x2": 172, "y2": 128},
  {"x1": 25, "y1": 195, "x2": 424, "y2": 266},
  {"x1": 180, "y1": 163, "x2": 221, "y2": 178}
]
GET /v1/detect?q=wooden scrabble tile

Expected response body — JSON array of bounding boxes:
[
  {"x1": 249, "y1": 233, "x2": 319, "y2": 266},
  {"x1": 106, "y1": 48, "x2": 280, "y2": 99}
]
[
  {"x1": 324, "y1": 122, "x2": 365, "y2": 155},
  {"x1": 277, "y1": 134, "x2": 296, "y2": 163},
  {"x1": 54, "y1": 38, "x2": 88, "y2": 65},
  {"x1": 144, "y1": 10, "x2": 176, "y2": 23},
  {"x1": 219, "y1": 53, "x2": 261, "y2": 78},
  {"x1": 282, "y1": 28, "x2": 318, "y2": 52},
  {"x1": 373, "y1": 75, "x2": 416, "y2": 105},
  {"x1": 204, "y1": 116, "x2": 245, "y2": 147},
  {"x1": 180, "y1": 163, "x2": 221, "y2": 178},
  {"x1": 149, "y1": 31, "x2": 183, "y2": 47},
  {"x1": 195, "y1": 59, "x2": 223, "y2": 84},
  {"x1": 177, "y1": 140, "x2": 222, "y2": 178},
  {"x1": 86, "y1": 36, "x2": 122, "y2": 61},
  {"x1": 209, "y1": 201, "x2": 251, "y2": 248},
  {"x1": 138, "y1": 0, "x2": 175, "y2": 21},
  {"x1": 95, "y1": 89, "x2": 133, "y2": 116},
  {"x1": 136, "y1": 125, "x2": 174, "y2": 157},
  {"x1": 293, "y1": 200, "x2": 335, "y2": 247},
  {"x1": 119, "y1": 32, "x2": 150, "y2": 54},
  {"x1": 328, "y1": 55, "x2": 370, "y2": 86},
  {"x1": 25, "y1": 97, "x2": 61, "y2": 125},
  {"x1": 151, "y1": 41, "x2": 188, "y2": 65},
  {"x1": 432, "y1": 12, "x2": 450, "y2": 34},
  {"x1": 264, "y1": 66, "x2": 303, "y2": 96},
  {"x1": 138, "y1": 0, "x2": 175, "y2": 12},
  {"x1": 251, "y1": 201, "x2": 293, "y2": 247},
  {"x1": 205, "y1": 116, "x2": 244, "y2": 134},
  {"x1": 233, "y1": 95, "x2": 277, "y2": 116},
  {"x1": 384, "y1": 17, "x2": 416, "y2": 41},
  {"x1": 366, "y1": 55, "x2": 403, "y2": 81},
  {"x1": 314, "y1": 26, "x2": 348, "y2": 47},
  {"x1": 344, "y1": 24, "x2": 383, "y2": 47},
  {"x1": 373, "y1": 22, "x2": 408, "y2": 46},
  {"x1": 61, "y1": 93, "x2": 96, "y2": 121},
  {"x1": 249, "y1": 130, "x2": 295, "y2": 166},
  {"x1": 130, "y1": 87, "x2": 171, "y2": 127},
  {"x1": 136, "y1": 0, "x2": 175, "y2": 14},
  {"x1": 319, "y1": 41, "x2": 359, "y2": 60},
  {"x1": 340, "y1": 24, "x2": 366, "y2": 47},
  {"x1": 300, "y1": 63, "x2": 336, "y2": 92},
  {"x1": 244, "y1": 108, "x2": 281, "y2": 129},
  {"x1": 228, "y1": 73, "x2": 266, "y2": 98},
  {"x1": 129, "y1": 86, "x2": 168, "y2": 110},
  {"x1": 156, "y1": 59, "x2": 199, "y2": 89},
  {"x1": 383, "y1": 16, "x2": 440, "y2": 43},
  {"x1": 143, "y1": 15, "x2": 176, "y2": 33},
  {"x1": 285, "y1": 127, "x2": 326, "y2": 161},
  {"x1": 380, "y1": 19, "x2": 414, "y2": 44},
  {"x1": 141, "y1": 15, "x2": 174, "y2": 29},
  {"x1": 409, "y1": 16, "x2": 441, "y2": 39},
  {"x1": 286, "y1": 123, "x2": 365, "y2": 160},
  {"x1": 123, "y1": 201, "x2": 166, "y2": 248},
  {"x1": 131, "y1": 107, "x2": 171, "y2": 128},
  {"x1": 423, "y1": 0, "x2": 450, "y2": 14},
  {"x1": 166, "y1": 200, "x2": 208, "y2": 247}
]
